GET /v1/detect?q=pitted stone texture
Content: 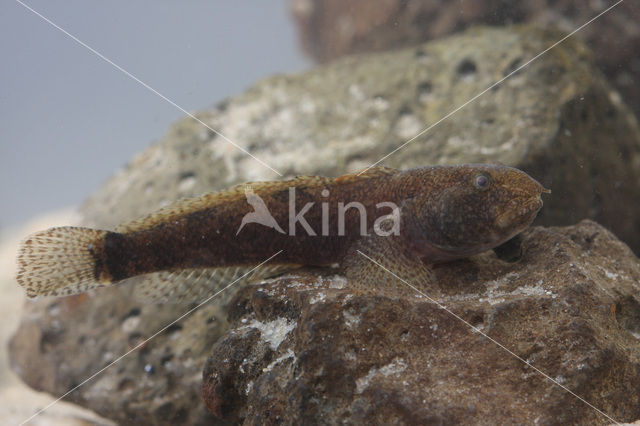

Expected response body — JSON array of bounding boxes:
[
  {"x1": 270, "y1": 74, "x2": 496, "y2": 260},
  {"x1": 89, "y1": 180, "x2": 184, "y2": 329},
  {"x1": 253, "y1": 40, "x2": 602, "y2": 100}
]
[{"x1": 203, "y1": 221, "x2": 640, "y2": 425}]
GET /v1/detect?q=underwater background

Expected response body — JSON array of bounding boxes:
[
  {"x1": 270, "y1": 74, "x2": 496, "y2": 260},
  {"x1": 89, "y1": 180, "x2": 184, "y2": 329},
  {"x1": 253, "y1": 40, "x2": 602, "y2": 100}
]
[{"x1": 2, "y1": 1, "x2": 640, "y2": 424}]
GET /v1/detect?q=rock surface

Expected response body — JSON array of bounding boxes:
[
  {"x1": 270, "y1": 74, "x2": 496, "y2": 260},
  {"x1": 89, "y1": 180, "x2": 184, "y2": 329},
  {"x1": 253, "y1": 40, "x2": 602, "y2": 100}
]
[
  {"x1": 203, "y1": 220, "x2": 640, "y2": 425},
  {"x1": 9, "y1": 26, "x2": 640, "y2": 425},
  {"x1": 291, "y1": 0, "x2": 640, "y2": 118}
]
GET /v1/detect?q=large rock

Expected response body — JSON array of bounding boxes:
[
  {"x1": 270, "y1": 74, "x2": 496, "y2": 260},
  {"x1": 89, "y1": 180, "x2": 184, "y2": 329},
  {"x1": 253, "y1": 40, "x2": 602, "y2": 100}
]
[
  {"x1": 9, "y1": 26, "x2": 640, "y2": 425},
  {"x1": 291, "y1": 0, "x2": 640, "y2": 118},
  {"x1": 203, "y1": 220, "x2": 640, "y2": 424}
]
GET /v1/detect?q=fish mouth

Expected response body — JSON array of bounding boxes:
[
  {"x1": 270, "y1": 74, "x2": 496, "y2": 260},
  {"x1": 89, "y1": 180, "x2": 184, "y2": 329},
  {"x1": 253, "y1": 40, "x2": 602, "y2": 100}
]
[{"x1": 496, "y1": 196, "x2": 543, "y2": 231}]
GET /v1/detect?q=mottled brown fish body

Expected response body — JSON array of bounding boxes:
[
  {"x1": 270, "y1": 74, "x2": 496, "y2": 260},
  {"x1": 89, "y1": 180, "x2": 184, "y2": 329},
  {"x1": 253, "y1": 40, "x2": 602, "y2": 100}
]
[
  {"x1": 100, "y1": 171, "x2": 405, "y2": 281},
  {"x1": 16, "y1": 164, "x2": 548, "y2": 299}
]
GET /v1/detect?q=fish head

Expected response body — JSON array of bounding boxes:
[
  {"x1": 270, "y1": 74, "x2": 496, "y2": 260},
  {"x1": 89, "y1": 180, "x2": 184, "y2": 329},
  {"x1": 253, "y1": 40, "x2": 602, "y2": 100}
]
[{"x1": 405, "y1": 164, "x2": 549, "y2": 261}]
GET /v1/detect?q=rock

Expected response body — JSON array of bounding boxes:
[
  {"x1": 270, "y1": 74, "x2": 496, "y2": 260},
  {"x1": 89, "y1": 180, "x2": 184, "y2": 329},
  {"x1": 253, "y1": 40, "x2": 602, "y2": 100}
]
[
  {"x1": 9, "y1": 26, "x2": 640, "y2": 425},
  {"x1": 290, "y1": 0, "x2": 640, "y2": 118},
  {"x1": 202, "y1": 220, "x2": 640, "y2": 424},
  {"x1": 8, "y1": 292, "x2": 228, "y2": 425},
  {"x1": 291, "y1": 0, "x2": 502, "y2": 62}
]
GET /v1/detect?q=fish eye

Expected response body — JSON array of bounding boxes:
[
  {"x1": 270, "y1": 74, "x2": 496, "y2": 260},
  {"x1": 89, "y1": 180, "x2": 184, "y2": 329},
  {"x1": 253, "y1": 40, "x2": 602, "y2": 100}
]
[{"x1": 473, "y1": 173, "x2": 492, "y2": 191}]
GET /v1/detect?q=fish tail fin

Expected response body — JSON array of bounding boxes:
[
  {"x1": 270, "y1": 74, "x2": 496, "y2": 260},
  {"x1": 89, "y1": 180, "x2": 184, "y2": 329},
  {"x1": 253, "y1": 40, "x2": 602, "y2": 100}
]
[{"x1": 16, "y1": 226, "x2": 111, "y2": 298}]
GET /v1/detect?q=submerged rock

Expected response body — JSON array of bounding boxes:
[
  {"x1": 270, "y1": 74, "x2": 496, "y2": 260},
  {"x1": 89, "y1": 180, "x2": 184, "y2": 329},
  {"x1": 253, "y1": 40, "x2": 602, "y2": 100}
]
[
  {"x1": 291, "y1": 0, "x2": 640, "y2": 118},
  {"x1": 203, "y1": 220, "x2": 640, "y2": 424},
  {"x1": 9, "y1": 26, "x2": 640, "y2": 425}
]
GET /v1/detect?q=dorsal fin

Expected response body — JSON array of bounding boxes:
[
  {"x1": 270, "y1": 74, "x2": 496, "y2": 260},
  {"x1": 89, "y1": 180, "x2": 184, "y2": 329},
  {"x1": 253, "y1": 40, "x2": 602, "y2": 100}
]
[
  {"x1": 358, "y1": 165, "x2": 398, "y2": 177},
  {"x1": 117, "y1": 177, "x2": 339, "y2": 233},
  {"x1": 115, "y1": 185, "x2": 245, "y2": 233},
  {"x1": 335, "y1": 166, "x2": 398, "y2": 184},
  {"x1": 115, "y1": 169, "x2": 396, "y2": 233}
]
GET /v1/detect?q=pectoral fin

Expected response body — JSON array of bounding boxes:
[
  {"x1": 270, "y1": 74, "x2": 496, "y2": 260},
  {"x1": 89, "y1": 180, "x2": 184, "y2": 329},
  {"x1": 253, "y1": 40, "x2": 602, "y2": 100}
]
[{"x1": 342, "y1": 234, "x2": 435, "y2": 299}]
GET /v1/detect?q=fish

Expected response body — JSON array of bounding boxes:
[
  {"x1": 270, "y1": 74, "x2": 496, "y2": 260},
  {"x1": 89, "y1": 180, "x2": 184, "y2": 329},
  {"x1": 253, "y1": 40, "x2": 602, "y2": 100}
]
[{"x1": 16, "y1": 164, "x2": 549, "y2": 302}]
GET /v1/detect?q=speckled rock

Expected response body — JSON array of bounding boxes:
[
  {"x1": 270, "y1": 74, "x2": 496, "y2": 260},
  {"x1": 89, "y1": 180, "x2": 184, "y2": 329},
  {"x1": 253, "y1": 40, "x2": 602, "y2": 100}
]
[
  {"x1": 9, "y1": 26, "x2": 640, "y2": 425},
  {"x1": 202, "y1": 220, "x2": 640, "y2": 424},
  {"x1": 9, "y1": 293, "x2": 229, "y2": 425},
  {"x1": 291, "y1": 0, "x2": 640, "y2": 117}
]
